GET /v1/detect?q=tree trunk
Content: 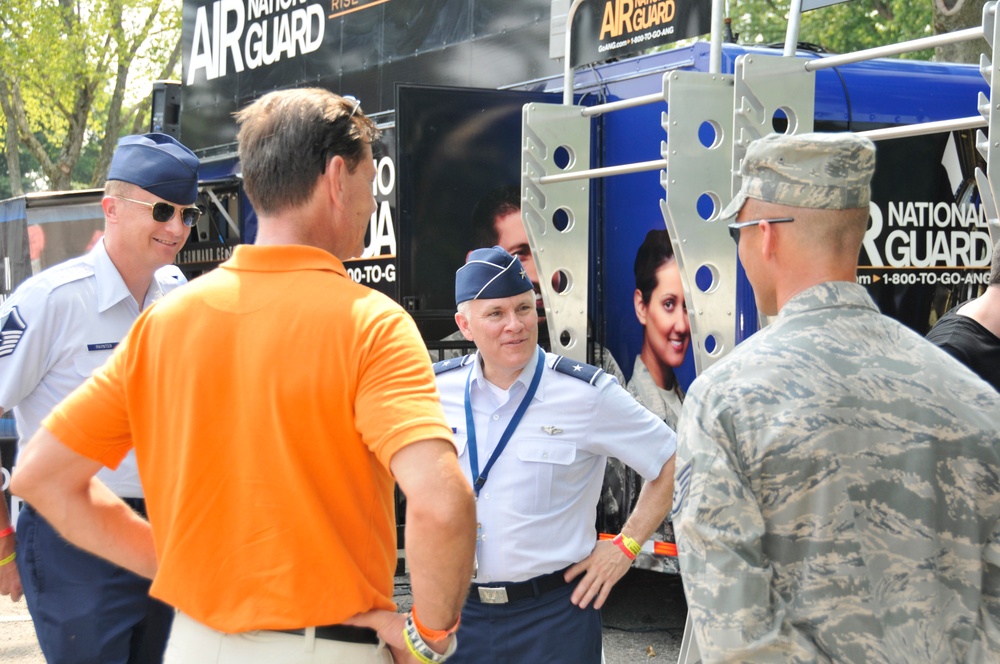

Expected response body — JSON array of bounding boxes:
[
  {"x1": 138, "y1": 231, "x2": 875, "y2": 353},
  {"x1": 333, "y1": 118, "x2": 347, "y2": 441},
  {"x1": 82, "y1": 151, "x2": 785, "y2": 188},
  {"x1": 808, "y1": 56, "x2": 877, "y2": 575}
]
[
  {"x1": 91, "y1": 1, "x2": 178, "y2": 186},
  {"x1": 45, "y1": 85, "x2": 92, "y2": 191},
  {"x1": 0, "y1": 77, "x2": 24, "y2": 196},
  {"x1": 935, "y1": 0, "x2": 989, "y2": 63}
]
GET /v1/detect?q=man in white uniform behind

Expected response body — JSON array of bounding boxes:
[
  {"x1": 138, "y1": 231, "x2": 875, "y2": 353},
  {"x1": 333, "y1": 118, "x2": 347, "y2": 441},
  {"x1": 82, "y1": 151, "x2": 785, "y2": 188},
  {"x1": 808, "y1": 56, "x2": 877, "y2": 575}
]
[
  {"x1": 0, "y1": 132, "x2": 200, "y2": 664},
  {"x1": 433, "y1": 246, "x2": 678, "y2": 663}
]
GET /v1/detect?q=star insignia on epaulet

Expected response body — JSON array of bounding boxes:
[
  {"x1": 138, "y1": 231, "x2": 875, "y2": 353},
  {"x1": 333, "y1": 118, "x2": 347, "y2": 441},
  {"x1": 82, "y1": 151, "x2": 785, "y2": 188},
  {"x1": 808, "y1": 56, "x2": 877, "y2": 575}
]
[
  {"x1": 434, "y1": 355, "x2": 472, "y2": 375},
  {"x1": 552, "y1": 355, "x2": 602, "y2": 384}
]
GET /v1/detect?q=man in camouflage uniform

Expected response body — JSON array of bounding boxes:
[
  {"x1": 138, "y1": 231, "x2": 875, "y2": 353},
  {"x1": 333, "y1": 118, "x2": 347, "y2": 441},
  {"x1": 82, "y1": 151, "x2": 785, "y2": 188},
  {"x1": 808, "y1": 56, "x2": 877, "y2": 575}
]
[{"x1": 672, "y1": 132, "x2": 1000, "y2": 662}]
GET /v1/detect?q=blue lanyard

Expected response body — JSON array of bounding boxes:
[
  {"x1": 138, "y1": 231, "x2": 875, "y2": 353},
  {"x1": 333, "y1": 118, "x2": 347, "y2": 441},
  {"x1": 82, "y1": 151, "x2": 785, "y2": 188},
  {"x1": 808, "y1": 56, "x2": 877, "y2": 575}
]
[{"x1": 464, "y1": 346, "x2": 545, "y2": 498}]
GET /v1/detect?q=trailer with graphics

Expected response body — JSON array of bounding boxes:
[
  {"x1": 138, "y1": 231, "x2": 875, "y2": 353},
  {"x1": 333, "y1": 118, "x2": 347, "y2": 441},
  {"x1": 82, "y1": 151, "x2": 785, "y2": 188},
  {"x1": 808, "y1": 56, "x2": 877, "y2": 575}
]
[
  {"x1": 167, "y1": 0, "x2": 999, "y2": 571},
  {"x1": 3, "y1": 0, "x2": 997, "y2": 577}
]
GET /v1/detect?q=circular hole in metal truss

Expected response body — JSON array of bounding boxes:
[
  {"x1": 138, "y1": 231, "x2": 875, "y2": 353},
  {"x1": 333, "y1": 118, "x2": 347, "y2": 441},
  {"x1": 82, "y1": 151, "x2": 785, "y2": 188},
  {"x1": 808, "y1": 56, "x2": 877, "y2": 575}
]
[
  {"x1": 704, "y1": 333, "x2": 721, "y2": 356},
  {"x1": 554, "y1": 145, "x2": 574, "y2": 170},
  {"x1": 697, "y1": 192, "x2": 719, "y2": 221},
  {"x1": 772, "y1": 107, "x2": 798, "y2": 135},
  {"x1": 695, "y1": 264, "x2": 719, "y2": 294},
  {"x1": 551, "y1": 269, "x2": 571, "y2": 294},
  {"x1": 697, "y1": 120, "x2": 723, "y2": 149},
  {"x1": 559, "y1": 329, "x2": 577, "y2": 349},
  {"x1": 551, "y1": 207, "x2": 574, "y2": 232}
]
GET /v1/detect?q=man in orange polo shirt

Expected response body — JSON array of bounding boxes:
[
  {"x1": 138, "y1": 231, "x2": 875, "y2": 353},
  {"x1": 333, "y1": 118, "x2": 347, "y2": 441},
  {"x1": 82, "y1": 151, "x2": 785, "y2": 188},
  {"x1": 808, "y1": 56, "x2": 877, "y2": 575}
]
[{"x1": 12, "y1": 89, "x2": 477, "y2": 664}]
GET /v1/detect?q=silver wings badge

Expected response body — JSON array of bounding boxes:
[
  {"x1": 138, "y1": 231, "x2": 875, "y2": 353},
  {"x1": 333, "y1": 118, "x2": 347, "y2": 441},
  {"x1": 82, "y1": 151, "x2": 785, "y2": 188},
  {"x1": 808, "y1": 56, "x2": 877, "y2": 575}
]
[{"x1": 541, "y1": 426, "x2": 563, "y2": 435}]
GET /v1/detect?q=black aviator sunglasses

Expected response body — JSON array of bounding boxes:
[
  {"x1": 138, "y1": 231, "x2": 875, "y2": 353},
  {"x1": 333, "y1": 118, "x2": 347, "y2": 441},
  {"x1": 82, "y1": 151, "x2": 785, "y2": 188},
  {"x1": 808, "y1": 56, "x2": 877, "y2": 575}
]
[
  {"x1": 727, "y1": 217, "x2": 795, "y2": 244},
  {"x1": 112, "y1": 196, "x2": 202, "y2": 228}
]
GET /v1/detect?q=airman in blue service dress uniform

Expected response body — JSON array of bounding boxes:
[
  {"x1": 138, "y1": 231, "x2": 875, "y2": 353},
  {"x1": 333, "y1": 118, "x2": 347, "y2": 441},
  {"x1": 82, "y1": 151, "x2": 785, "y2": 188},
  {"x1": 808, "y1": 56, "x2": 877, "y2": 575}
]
[
  {"x1": 672, "y1": 132, "x2": 1000, "y2": 662},
  {"x1": 434, "y1": 246, "x2": 677, "y2": 663},
  {"x1": 0, "y1": 133, "x2": 199, "y2": 663}
]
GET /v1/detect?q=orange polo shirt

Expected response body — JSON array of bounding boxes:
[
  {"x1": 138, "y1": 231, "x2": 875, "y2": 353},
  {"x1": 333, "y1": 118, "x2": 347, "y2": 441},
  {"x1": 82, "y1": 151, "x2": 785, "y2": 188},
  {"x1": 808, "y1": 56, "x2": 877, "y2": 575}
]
[{"x1": 44, "y1": 245, "x2": 454, "y2": 633}]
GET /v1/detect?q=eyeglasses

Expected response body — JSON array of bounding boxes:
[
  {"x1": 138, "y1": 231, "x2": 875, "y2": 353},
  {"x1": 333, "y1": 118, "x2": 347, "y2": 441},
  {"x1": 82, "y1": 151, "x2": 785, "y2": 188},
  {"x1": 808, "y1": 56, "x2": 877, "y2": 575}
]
[
  {"x1": 727, "y1": 217, "x2": 795, "y2": 244},
  {"x1": 112, "y1": 196, "x2": 202, "y2": 227},
  {"x1": 318, "y1": 95, "x2": 363, "y2": 175},
  {"x1": 344, "y1": 95, "x2": 361, "y2": 118}
]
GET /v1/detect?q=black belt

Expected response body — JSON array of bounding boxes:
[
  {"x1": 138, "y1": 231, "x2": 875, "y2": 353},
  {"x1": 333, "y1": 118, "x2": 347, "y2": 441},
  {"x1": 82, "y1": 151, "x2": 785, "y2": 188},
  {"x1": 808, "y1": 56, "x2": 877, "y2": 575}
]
[
  {"x1": 275, "y1": 625, "x2": 379, "y2": 645},
  {"x1": 469, "y1": 566, "x2": 571, "y2": 604}
]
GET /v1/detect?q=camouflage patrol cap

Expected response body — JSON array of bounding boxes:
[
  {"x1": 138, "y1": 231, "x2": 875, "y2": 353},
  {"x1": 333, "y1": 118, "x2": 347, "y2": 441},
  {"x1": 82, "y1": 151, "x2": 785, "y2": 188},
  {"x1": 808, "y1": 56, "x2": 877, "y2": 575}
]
[{"x1": 719, "y1": 132, "x2": 876, "y2": 220}]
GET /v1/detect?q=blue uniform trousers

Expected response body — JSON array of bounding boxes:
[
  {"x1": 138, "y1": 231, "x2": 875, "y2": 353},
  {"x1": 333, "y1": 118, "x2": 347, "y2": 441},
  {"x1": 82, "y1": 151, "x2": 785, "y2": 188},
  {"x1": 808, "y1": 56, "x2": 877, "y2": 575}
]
[
  {"x1": 448, "y1": 579, "x2": 602, "y2": 664},
  {"x1": 16, "y1": 502, "x2": 174, "y2": 664}
]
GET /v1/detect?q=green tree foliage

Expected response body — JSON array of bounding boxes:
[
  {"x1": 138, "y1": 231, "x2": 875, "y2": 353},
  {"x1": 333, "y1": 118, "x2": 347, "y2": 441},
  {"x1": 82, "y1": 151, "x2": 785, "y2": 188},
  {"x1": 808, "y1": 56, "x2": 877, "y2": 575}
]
[
  {"x1": 0, "y1": 0, "x2": 182, "y2": 196},
  {"x1": 726, "y1": 0, "x2": 988, "y2": 63},
  {"x1": 728, "y1": 0, "x2": 935, "y2": 59}
]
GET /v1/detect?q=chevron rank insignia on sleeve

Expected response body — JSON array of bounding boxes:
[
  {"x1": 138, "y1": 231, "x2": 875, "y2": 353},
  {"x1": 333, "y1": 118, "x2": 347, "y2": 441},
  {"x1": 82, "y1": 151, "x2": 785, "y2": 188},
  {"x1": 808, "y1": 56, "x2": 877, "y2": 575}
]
[{"x1": 0, "y1": 306, "x2": 27, "y2": 359}]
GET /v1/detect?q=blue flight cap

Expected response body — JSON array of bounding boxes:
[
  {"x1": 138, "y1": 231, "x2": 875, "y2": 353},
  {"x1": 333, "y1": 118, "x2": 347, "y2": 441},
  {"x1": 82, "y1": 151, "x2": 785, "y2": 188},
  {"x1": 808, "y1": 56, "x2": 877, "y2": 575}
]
[
  {"x1": 456, "y1": 246, "x2": 534, "y2": 306},
  {"x1": 106, "y1": 133, "x2": 200, "y2": 205}
]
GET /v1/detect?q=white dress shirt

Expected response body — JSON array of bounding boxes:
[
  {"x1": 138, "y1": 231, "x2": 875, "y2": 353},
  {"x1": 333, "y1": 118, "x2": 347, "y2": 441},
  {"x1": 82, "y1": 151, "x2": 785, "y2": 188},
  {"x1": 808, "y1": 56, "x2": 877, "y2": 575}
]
[
  {"x1": 435, "y1": 347, "x2": 676, "y2": 583},
  {"x1": 0, "y1": 239, "x2": 186, "y2": 498}
]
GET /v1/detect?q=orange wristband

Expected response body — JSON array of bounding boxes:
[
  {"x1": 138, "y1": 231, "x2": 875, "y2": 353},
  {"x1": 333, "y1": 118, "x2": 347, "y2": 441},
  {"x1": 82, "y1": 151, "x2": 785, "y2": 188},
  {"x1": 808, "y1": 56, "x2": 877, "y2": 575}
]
[
  {"x1": 612, "y1": 533, "x2": 638, "y2": 561},
  {"x1": 0, "y1": 525, "x2": 13, "y2": 538},
  {"x1": 411, "y1": 605, "x2": 460, "y2": 642}
]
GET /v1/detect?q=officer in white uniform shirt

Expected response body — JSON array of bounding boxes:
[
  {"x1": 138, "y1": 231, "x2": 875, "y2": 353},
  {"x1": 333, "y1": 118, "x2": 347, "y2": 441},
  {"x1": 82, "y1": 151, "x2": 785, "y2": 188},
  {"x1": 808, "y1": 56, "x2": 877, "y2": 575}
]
[
  {"x1": 0, "y1": 132, "x2": 199, "y2": 664},
  {"x1": 434, "y1": 246, "x2": 677, "y2": 663}
]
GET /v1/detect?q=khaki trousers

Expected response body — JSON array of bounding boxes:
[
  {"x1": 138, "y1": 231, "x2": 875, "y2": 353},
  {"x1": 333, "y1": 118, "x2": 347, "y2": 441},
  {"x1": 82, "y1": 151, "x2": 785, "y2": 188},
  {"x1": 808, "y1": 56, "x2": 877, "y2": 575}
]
[{"x1": 164, "y1": 611, "x2": 394, "y2": 664}]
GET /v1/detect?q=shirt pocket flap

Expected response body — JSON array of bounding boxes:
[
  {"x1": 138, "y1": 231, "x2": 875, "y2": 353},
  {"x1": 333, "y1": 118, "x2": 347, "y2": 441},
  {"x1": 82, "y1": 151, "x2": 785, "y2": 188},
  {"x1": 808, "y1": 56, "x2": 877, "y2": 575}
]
[
  {"x1": 450, "y1": 426, "x2": 468, "y2": 456},
  {"x1": 516, "y1": 439, "x2": 576, "y2": 466}
]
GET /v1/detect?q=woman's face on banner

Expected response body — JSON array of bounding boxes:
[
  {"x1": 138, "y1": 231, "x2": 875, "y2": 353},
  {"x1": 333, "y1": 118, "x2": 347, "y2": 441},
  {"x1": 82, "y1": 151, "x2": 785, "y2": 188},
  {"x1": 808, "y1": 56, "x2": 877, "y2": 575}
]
[{"x1": 637, "y1": 260, "x2": 689, "y2": 369}]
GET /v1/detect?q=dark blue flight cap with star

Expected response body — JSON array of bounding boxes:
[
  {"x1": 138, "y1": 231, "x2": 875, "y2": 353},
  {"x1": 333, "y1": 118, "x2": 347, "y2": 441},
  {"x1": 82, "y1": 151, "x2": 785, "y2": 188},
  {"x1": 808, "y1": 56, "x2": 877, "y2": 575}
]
[
  {"x1": 107, "y1": 133, "x2": 200, "y2": 205},
  {"x1": 455, "y1": 246, "x2": 534, "y2": 306}
]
